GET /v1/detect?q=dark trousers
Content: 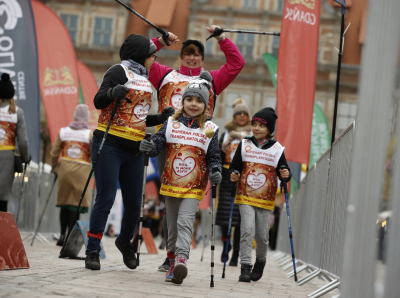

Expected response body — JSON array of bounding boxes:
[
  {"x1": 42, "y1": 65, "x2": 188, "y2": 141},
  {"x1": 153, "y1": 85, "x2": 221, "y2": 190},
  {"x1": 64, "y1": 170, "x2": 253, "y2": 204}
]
[
  {"x1": 0, "y1": 200, "x2": 7, "y2": 212},
  {"x1": 86, "y1": 136, "x2": 144, "y2": 253},
  {"x1": 221, "y1": 224, "x2": 241, "y2": 252}
]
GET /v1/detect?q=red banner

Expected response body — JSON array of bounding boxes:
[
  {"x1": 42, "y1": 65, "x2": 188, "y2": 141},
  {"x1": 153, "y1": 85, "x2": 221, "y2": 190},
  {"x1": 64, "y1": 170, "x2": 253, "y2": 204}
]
[
  {"x1": 77, "y1": 60, "x2": 100, "y2": 131},
  {"x1": 32, "y1": 0, "x2": 79, "y2": 143},
  {"x1": 276, "y1": 0, "x2": 321, "y2": 165}
]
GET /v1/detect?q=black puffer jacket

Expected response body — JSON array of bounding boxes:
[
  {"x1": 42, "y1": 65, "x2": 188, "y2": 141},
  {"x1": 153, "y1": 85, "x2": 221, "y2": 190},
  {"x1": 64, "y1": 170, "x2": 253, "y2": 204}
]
[{"x1": 216, "y1": 131, "x2": 241, "y2": 227}]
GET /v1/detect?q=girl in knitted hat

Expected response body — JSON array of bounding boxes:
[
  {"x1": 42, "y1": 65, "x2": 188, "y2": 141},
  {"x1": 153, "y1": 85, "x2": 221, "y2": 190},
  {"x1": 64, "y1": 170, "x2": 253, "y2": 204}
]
[
  {"x1": 216, "y1": 97, "x2": 252, "y2": 266},
  {"x1": 50, "y1": 104, "x2": 92, "y2": 246},
  {"x1": 140, "y1": 71, "x2": 222, "y2": 285},
  {"x1": 229, "y1": 107, "x2": 291, "y2": 283},
  {"x1": 0, "y1": 73, "x2": 29, "y2": 212}
]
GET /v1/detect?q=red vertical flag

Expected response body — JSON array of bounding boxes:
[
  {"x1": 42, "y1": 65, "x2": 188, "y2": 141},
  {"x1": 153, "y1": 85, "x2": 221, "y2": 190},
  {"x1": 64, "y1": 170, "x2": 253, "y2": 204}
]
[
  {"x1": 76, "y1": 60, "x2": 100, "y2": 131},
  {"x1": 276, "y1": 0, "x2": 321, "y2": 165},
  {"x1": 32, "y1": 0, "x2": 79, "y2": 143}
]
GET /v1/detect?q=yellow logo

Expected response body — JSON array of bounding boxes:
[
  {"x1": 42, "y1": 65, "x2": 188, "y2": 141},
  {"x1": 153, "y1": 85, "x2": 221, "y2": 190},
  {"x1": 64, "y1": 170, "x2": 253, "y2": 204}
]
[
  {"x1": 288, "y1": 0, "x2": 315, "y2": 9},
  {"x1": 43, "y1": 66, "x2": 74, "y2": 87}
]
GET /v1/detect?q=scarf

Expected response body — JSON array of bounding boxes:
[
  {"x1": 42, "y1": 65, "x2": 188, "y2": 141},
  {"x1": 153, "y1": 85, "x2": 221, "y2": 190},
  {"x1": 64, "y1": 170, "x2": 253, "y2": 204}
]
[
  {"x1": 69, "y1": 120, "x2": 89, "y2": 130},
  {"x1": 121, "y1": 59, "x2": 149, "y2": 79}
]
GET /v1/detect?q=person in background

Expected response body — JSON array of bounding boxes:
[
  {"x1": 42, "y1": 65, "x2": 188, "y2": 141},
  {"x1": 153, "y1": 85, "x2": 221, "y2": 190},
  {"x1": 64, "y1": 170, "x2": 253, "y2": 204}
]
[
  {"x1": 216, "y1": 97, "x2": 252, "y2": 266},
  {"x1": 50, "y1": 104, "x2": 92, "y2": 246},
  {"x1": 0, "y1": 73, "x2": 29, "y2": 212}
]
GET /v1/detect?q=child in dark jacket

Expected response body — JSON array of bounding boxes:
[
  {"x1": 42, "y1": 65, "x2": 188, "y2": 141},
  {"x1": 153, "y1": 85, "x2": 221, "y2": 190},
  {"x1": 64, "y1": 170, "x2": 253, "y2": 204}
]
[
  {"x1": 140, "y1": 71, "x2": 222, "y2": 285},
  {"x1": 230, "y1": 107, "x2": 291, "y2": 283}
]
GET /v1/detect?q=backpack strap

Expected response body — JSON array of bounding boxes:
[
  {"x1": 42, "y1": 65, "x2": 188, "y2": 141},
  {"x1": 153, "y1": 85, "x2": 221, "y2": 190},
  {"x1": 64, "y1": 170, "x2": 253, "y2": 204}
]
[{"x1": 157, "y1": 70, "x2": 173, "y2": 100}]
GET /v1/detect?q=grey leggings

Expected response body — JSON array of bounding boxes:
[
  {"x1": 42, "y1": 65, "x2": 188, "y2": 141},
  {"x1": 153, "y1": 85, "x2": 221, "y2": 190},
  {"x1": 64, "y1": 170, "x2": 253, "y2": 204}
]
[
  {"x1": 239, "y1": 204, "x2": 271, "y2": 265},
  {"x1": 165, "y1": 196, "x2": 200, "y2": 259}
]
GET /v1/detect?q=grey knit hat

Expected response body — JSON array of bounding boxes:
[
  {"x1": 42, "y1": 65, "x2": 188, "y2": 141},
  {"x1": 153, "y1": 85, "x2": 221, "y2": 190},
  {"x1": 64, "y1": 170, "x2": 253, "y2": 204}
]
[
  {"x1": 181, "y1": 71, "x2": 212, "y2": 108},
  {"x1": 149, "y1": 40, "x2": 156, "y2": 54},
  {"x1": 73, "y1": 104, "x2": 89, "y2": 122},
  {"x1": 233, "y1": 103, "x2": 250, "y2": 117}
]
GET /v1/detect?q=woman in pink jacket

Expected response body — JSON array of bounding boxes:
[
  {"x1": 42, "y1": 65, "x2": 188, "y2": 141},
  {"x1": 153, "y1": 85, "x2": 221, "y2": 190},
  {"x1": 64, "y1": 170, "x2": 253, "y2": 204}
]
[{"x1": 149, "y1": 25, "x2": 245, "y2": 272}]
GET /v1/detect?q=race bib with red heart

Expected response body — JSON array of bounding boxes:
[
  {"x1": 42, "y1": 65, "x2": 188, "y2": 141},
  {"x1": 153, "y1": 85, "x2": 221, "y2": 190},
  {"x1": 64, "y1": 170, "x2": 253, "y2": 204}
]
[
  {"x1": 160, "y1": 117, "x2": 218, "y2": 200},
  {"x1": 97, "y1": 64, "x2": 153, "y2": 141},
  {"x1": 156, "y1": 71, "x2": 215, "y2": 132},
  {"x1": 60, "y1": 127, "x2": 91, "y2": 164},
  {"x1": 234, "y1": 139, "x2": 285, "y2": 210}
]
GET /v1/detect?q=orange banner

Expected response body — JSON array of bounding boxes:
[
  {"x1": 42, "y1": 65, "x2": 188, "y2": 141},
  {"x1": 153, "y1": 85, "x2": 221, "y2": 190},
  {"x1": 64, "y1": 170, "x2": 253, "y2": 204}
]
[
  {"x1": 32, "y1": 0, "x2": 79, "y2": 143},
  {"x1": 77, "y1": 60, "x2": 100, "y2": 131},
  {"x1": 276, "y1": 0, "x2": 321, "y2": 165}
]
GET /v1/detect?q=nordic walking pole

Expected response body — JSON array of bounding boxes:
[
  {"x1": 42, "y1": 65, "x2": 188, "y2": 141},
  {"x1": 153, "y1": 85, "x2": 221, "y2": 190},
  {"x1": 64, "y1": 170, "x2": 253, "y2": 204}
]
[
  {"x1": 201, "y1": 207, "x2": 211, "y2": 262},
  {"x1": 207, "y1": 27, "x2": 280, "y2": 40},
  {"x1": 16, "y1": 161, "x2": 29, "y2": 226},
  {"x1": 136, "y1": 133, "x2": 152, "y2": 266},
  {"x1": 31, "y1": 173, "x2": 58, "y2": 246},
  {"x1": 222, "y1": 171, "x2": 239, "y2": 278},
  {"x1": 114, "y1": 0, "x2": 170, "y2": 45},
  {"x1": 210, "y1": 165, "x2": 218, "y2": 288},
  {"x1": 60, "y1": 98, "x2": 123, "y2": 257},
  {"x1": 281, "y1": 180, "x2": 298, "y2": 282}
]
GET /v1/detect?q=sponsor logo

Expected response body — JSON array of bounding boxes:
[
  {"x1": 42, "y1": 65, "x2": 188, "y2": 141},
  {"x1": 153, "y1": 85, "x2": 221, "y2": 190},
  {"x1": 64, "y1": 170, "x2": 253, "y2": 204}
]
[
  {"x1": 0, "y1": 127, "x2": 6, "y2": 140},
  {"x1": 246, "y1": 172, "x2": 267, "y2": 190},
  {"x1": 245, "y1": 145, "x2": 252, "y2": 152},
  {"x1": 67, "y1": 146, "x2": 81, "y2": 159},
  {"x1": 128, "y1": 72, "x2": 134, "y2": 78},
  {"x1": 172, "y1": 122, "x2": 181, "y2": 129},
  {"x1": 0, "y1": 0, "x2": 23, "y2": 34},
  {"x1": 134, "y1": 100, "x2": 150, "y2": 120},
  {"x1": 288, "y1": 0, "x2": 315, "y2": 9},
  {"x1": 43, "y1": 67, "x2": 74, "y2": 87},
  {"x1": 284, "y1": 7, "x2": 317, "y2": 25},
  {"x1": 205, "y1": 122, "x2": 215, "y2": 129},
  {"x1": 274, "y1": 144, "x2": 281, "y2": 149}
]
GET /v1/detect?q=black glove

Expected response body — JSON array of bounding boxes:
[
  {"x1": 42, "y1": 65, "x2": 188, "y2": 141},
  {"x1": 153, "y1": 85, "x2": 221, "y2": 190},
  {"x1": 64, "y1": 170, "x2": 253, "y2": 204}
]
[
  {"x1": 157, "y1": 106, "x2": 175, "y2": 124},
  {"x1": 23, "y1": 155, "x2": 31, "y2": 164},
  {"x1": 108, "y1": 85, "x2": 130, "y2": 101}
]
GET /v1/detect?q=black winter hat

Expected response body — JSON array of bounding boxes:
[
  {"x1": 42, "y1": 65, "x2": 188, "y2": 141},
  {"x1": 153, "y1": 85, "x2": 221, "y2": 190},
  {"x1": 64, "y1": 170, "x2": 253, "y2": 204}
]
[
  {"x1": 119, "y1": 34, "x2": 151, "y2": 66},
  {"x1": 181, "y1": 40, "x2": 205, "y2": 60},
  {"x1": 0, "y1": 73, "x2": 15, "y2": 99},
  {"x1": 252, "y1": 107, "x2": 278, "y2": 133}
]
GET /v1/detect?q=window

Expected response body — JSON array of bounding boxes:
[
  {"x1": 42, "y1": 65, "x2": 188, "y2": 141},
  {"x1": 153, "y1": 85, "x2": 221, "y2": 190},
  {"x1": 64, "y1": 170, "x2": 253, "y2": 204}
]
[
  {"x1": 205, "y1": 40, "x2": 213, "y2": 56},
  {"x1": 272, "y1": 35, "x2": 280, "y2": 56},
  {"x1": 277, "y1": 0, "x2": 284, "y2": 12},
  {"x1": 225, "y1": 93, "x2": 251, "y2": 120},
  {"x1": 60, "y1": 14, "x2": 78, "y2": 44},
  {"x1": 93, "y1": 17, "x2": 113, "y2": 46},
  {"x1": 236, "y1": 31, "x2": 254, "y2": 59},
  {"x1": 337, "y1": 102, "x2": 357, "y2": 134},
  {"x1": 243, "y1": 0, "x2": 257, "y2": 9},
  {"x1": 264, "y1": 97, "x2": 277, "y2": 110}
]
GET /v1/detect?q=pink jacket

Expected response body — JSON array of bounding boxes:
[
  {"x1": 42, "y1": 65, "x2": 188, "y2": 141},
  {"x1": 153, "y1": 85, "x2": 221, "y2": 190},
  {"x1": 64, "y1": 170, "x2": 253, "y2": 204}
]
[{"x1": 149, "y1": 37, "x2": 245, "y2": 95}]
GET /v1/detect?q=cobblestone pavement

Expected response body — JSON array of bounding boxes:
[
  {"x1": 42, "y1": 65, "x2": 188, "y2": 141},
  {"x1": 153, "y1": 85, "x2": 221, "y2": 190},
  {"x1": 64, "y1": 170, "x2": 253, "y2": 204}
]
[{"x1": 0, "y1": 234, "x2": 340, "y2": 297}]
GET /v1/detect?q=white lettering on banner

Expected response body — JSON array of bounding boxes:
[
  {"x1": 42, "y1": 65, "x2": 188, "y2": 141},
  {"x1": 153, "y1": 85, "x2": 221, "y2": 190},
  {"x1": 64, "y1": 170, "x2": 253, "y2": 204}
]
[
  {"x1": 247, "y1": 173, "x2": 267, "y2": 190},
  {"x1": 284, "y1": 8, "x2": 316, "y2": 25},
  {"x1": 134, "y1": 103, "x2": 150, "y2": 120},
  {"x1": 43, "y1": 86, "x2": 78, "y2": 96},
  {"x1": 67, "y1": 146, "x2": 81, "y2": 159},
  {"x1": 173, "y1": 157, "x2": 196, "y2": 177},
  {"x1": 17, "y1": 71, "x2": 25, "y2": 99},
  {"x1": 0, "y1": 1, "x2": 23, "y2": 34}
]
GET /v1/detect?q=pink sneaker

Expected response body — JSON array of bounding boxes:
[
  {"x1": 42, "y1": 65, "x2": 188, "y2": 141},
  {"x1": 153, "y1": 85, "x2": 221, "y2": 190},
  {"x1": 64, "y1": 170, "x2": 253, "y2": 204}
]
[
  {"x1": 172, "y1": 254, "x2": 188, "y2": 284},
  {"x1": 165, "y1": 261, "x2": 175, "y2": 282}
]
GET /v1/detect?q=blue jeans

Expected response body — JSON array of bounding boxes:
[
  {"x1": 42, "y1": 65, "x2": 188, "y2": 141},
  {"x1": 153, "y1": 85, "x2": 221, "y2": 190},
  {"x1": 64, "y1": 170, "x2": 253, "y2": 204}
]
[{"x1": 86, "y1": 136, "x2": 144, "y2": 253}]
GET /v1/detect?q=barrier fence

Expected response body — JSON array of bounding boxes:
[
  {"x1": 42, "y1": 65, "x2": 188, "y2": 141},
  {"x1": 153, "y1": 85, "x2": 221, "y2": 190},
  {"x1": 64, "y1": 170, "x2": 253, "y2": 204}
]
[{"x1": 275, "y1": 122, "x2": 354, "y2": 297}]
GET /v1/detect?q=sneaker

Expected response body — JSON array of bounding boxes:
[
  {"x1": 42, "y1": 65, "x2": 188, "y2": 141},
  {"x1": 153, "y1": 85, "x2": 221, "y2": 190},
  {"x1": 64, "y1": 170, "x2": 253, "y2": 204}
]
[
  {"x1": 239, "y1": 264, "x2": 252, "y2": 282},
  {"x1": 229, "y1": 250, "x2": 239, "y2": 267},
  {"x1": 56, "y1": 235, "x2": 65, "y2": 247},
  {"x1": 171, "y1": 254, "x2": 188, "y2": 284},
  {"x1": 158, "y1": 257, "x2": 170, "y2": 272},
  {"x1": 85, "y1": 250, "x2": 101, "y2": 270},
  {"x1": 115, "y1": 237, "x2": 137, "y2": 269},
  {"x1": 251, "y1": 259, "x2": 266, "y2": 281},
  {"x1": 165, "y1": 261, "x2": 175, "y2": 282}
]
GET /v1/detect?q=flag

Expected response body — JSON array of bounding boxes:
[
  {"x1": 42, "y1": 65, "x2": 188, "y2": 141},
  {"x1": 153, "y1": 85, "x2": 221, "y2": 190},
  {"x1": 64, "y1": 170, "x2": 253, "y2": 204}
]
[
  {"x1": 333, "y1": 0, "x2": 347, "y2": 14},
  {"x1": 1, "y1": 0, "x2": 41, "y2": 162},
  {"x1": 262, "y1": 53, "x2": 278, "y2": 88},
  {"x1": 276, "y1": 0, "x2": 321, "y2": 165},
  {"x1": 32, "y1": 0, "x2": 80, "y2": 144},
  {"x1": 309, "y1": 103, "x2": 331, "y2": 167}
]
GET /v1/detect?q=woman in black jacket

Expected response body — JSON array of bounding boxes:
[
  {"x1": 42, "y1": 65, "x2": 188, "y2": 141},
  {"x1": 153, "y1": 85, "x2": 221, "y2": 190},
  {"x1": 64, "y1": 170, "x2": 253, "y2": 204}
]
[{"x1": 216, "y1": 98, "x2": 252, "y2": 266}]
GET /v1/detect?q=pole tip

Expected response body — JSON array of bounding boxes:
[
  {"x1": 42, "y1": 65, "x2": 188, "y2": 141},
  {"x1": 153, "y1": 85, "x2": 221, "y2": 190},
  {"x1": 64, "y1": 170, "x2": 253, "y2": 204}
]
[{"x1": 222, "y1": 272, "x2": 225, "y2": 278}]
